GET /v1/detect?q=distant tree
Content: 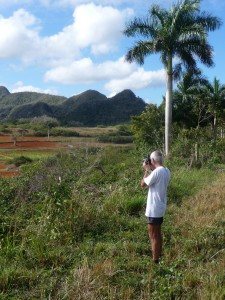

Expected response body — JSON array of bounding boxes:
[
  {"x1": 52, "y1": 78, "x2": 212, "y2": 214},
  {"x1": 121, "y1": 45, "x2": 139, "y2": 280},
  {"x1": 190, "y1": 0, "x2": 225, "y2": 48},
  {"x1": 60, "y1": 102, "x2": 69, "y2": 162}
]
[
  {"x1": 173, "y1": 71, "x2": 209, "y2": 128},
  {"x1": 18, "y1": 128, "x2": 29, "y2": 137},
  {"x1": 11, "y1": 130, "x2": 19, "y2": 146},
  {"x1": 31, "y1": 116, "x2": 59, "y2": 140},
  {"x1": 124, "y1": 0, "x2": 221, "y2": 155},
  {"x1": 131, "y1": 104, "x2": 164, "y2": 150},
  {"x1": 201, "y1": 78, "x2": 225, "y2": 143}
]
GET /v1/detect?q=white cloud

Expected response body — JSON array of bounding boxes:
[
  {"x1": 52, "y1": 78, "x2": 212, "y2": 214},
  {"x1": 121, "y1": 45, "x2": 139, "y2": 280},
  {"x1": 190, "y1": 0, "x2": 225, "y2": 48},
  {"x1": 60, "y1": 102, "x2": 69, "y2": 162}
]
[
  {"x1": 44, "y1": 55, "x2": 166, "y2": 95},
  {"x1": 105, "y1": 68, "x2": 166, "y2": 94},
  {"x1": 11, "y1": 81, "x2": 58, "y2": 95},
  {"x1": 0, "y1": 4, "x2": 132, "y2": 65},
  {"x1": 0, "y1": 9, "x2": 41, "y2": 62},
  {"x1": 44, "y1": 56, "x2": 135, "y2": 84},
  {"x1": 70, "y1": 3, "x2": 133, "y2": 54},
  {"x1": 41, "y1": 3, "x2": 130, "y2": 61}
]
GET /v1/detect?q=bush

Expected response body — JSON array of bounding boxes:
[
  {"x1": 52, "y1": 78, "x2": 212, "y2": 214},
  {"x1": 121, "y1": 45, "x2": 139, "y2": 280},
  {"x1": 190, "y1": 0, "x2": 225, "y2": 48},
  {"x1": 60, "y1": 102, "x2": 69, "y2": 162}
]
[
  {"x1": 50, "y1": 128, "x2": 80, "y2": 137},
  {"x1": 116, "y1": 124, "x2": 132, "y2": 136},
  {"x1": 123, "y1": 197, "x2": 144, "y2": 216},
  {"x1": 8, "y1": 156, "x2": 33, "y2": 167},
  {"x1": 97, "y1": 135, "x2": 133, "y2": 144},
  {"x1": 171, "y1": 127, "x2": 225, "y2": 167}
]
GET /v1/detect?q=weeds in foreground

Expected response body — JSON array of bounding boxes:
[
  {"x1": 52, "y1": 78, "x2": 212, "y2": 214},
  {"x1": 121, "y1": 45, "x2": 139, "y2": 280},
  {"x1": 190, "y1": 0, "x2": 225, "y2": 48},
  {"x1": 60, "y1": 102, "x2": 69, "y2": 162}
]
[{"x1": 0, "y1": 147, "x2": 224, "y2": 299}]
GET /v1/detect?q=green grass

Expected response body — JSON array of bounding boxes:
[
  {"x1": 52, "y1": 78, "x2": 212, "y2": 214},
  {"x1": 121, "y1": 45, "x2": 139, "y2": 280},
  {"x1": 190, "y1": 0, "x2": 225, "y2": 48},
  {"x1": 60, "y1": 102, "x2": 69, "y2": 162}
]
[{"x1": 0, "y1": 147, "x2": 224, "y2": 299}]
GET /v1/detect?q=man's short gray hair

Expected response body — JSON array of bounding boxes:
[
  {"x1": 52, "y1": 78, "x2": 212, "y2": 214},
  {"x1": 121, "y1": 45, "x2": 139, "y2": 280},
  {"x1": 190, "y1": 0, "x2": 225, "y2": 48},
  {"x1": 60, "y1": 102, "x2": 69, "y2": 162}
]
[{"x1": 150, "y1": 150, "x2": 163, "y2": 163}]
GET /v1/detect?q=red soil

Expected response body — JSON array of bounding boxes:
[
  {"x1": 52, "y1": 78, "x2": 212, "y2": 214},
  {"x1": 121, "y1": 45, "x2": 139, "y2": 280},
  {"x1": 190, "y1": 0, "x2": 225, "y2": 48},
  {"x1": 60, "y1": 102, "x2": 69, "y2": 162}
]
[
  {"x1": 0, "y1": 135, "x2": 65, "y2": 177},
  {"x1": 0, "y1": 135, "x2": 11, "y2": 141},
  {"x1": 0, "y1": 170, "x2": 19, "y2": 177}
]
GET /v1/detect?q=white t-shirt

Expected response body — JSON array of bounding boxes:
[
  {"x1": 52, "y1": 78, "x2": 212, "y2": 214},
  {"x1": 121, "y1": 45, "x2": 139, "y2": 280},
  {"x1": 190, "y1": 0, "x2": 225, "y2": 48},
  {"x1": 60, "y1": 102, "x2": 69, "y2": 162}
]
[{"x1": 144, "y1": 166, "x2": 170, "y2": 218}]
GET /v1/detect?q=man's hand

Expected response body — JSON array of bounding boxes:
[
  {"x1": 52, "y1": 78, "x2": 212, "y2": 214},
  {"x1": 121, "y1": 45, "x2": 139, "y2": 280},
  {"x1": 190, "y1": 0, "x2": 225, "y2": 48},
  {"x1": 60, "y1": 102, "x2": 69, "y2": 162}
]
[
  {"x1": 141, "y1": 162, "x2": 150, "y2": 188},
  {"x1": 143, "y1": 161, "x2": 151, "y2": 171}
]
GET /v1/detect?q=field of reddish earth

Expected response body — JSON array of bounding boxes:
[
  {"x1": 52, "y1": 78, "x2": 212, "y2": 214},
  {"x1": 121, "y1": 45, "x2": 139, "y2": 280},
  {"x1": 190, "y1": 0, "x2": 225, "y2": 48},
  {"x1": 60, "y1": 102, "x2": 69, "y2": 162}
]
[
  {"x1": 0, "y1": 135, "x2": 65, "y2": 177},
  {"x1": 0, "y1": 134, "x2": 128, "y2": 177},
  {"x1": 0, "y1": 170, "x2": 19, "y2": 177}
]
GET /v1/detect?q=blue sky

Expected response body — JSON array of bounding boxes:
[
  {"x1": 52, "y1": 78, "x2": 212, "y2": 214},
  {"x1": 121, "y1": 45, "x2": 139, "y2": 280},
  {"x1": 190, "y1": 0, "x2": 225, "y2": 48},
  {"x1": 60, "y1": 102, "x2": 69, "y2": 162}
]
[{"x1": 0, "y1": 0, "x2": 224, "y2": 105}]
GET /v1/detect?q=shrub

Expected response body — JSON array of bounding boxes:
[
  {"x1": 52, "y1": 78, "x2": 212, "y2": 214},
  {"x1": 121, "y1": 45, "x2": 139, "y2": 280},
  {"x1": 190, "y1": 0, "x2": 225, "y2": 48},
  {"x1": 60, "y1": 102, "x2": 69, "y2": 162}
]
[
  {"x1": 97, "y1": 135, "x2": 133, "y2": 144},
  {"x1": 123, "y1": 197, "x2": 144, "y2": 216},
  {"x1": 8, "y1": 156, "x2": 33, "y2": 167},
  {"x1": 50, "y1": 128, "x2": 80, "y2": 137},
  {"x1": 116, "y1": 124, "x2": 132, "y2": 136}
]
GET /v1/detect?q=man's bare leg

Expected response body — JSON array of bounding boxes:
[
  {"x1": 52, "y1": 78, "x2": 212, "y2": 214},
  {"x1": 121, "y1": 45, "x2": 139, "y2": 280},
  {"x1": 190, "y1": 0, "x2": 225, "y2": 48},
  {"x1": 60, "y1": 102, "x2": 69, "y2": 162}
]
[{"x1": 148, "y1": 224, "x2": 162, "y2": 263}]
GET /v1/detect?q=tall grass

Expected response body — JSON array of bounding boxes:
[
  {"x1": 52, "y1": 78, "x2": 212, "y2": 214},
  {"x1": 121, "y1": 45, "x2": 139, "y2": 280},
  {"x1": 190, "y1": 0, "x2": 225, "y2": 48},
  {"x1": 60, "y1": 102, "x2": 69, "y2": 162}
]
[{"x1": 0, "y1": 147, "x2": 224, "y2": 299}]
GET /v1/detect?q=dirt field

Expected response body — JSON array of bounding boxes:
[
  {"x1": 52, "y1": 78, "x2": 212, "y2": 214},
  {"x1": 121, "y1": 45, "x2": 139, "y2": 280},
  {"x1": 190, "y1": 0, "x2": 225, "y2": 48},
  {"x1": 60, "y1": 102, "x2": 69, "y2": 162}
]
[
  {"x1": 0, "y1": 135, "x2": 101, "y2": 177},
  {"x1": 0, "y1": 133, "x2": 133, "y2": 177},
  {"x1": 0, "y1": 135, "x2": 65, "y2": 177},
  {"x1": 0, "y1": 170, "x2": 19, "y2": 177}
]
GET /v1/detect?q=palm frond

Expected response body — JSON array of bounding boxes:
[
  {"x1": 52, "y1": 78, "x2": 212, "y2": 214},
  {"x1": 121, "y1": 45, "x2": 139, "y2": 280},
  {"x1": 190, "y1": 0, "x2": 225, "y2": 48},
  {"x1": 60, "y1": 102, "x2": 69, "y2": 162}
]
[
  {"x1": 170, "y1": 0, "x2": 200, "y2": 32},
  {"x1": 195, "y1": 12, "x2": 222, "y2": 31},
  {"x1": 191, "y1": 43, "x2": 214, "y2": 67},
  {"x1": 176, "y1": 48, "x2": 197, "y2": 72},
  {"x1": 150, "y1": 4, "x2": 168, "y2": 27},
  {"x1": 125, "y1": 41, "x2": 155, "y2": 65},
  {"x1": 173, "y1": 63, "x2": 183, "y2": 82},
  {"x1": 178, "y1": 24, "x2": 206, "y2": 42},
  {"x1": 123, "y1": 18, "x2": 157, "y2": 38}
]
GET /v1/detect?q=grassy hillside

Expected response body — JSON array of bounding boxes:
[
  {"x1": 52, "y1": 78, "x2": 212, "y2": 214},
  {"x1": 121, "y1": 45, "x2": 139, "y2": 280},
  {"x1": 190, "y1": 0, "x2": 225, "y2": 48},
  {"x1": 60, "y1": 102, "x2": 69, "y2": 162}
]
[
  {"x1": 0, "y1": 147, "x2": 224, "y2": 299},
  {"x1": 7, "y1": 102, "x2": 54, "y2": 120},
  {"x1": 55, "y1": 89, "x2": 146, "y2": 126},
  {"x1": 0, "y1": 91, "x2": 66, "y2": 107},
  {"x1": 0, "y1": 87, "x2": 146, "y2": 126}
]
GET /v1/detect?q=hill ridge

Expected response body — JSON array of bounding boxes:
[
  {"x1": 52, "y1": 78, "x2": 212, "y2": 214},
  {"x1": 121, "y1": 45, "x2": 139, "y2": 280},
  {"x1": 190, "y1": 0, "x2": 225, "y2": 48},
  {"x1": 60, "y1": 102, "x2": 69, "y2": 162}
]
[{"x1": 0, "y1": 87, "x2": 147, "y2": 126}]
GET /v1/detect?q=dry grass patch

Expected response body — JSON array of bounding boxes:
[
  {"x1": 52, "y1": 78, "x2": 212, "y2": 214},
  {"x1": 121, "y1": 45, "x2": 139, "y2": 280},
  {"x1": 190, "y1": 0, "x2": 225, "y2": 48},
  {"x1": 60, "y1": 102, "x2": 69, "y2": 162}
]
[
  {"x1": 176, "y1": 173, "x2": 225, "y2": 228},
  {"x1": 68, "y1": 126, "x2": 117, "y2": 137}
]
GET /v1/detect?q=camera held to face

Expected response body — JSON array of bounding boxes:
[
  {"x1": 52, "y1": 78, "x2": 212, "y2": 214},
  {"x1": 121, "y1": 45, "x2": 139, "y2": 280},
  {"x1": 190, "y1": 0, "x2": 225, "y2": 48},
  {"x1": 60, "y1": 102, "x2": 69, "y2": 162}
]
[{"x1": 143, "y1": 155, "x2": 151, "y2": 165}]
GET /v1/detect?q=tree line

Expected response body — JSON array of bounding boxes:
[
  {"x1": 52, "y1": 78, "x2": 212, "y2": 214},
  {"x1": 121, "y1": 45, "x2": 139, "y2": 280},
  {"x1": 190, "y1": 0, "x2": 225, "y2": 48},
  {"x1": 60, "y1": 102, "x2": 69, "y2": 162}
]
[{"x1": 131, "y1": 72, "x2": 225, "y2": 166}]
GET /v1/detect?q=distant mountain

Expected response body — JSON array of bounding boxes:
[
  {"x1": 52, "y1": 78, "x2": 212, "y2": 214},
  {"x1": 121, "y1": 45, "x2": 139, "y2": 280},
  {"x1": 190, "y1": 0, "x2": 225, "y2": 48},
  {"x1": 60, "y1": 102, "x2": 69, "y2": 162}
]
[
  {"x1": 0, "y1": 87, "x2": 146, "y2": 126},
  {"x1": 8, "y1": 102, "x2": 54, "y2": 120},
  {"x1": 0, "y1": 91, "x2": 66, "y2": 107},
  {"x1": 0, "y1": 86, "x2": 10, "y2": 98}
]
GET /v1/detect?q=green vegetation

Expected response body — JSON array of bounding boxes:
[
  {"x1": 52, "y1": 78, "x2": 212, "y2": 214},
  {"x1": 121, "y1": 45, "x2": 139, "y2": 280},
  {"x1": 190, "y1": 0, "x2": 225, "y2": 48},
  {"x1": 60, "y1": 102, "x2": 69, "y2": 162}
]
[
  {"x1": 0, "y1": 146, "x2": 224, "y2": 299},
  {"x1": 7, "y1": 155, "x2": 33, "y2": 167},
  {"x1": 130, "y1": 72, "x2": 225, "y2": 168},
  {"x1": 97, "y1": 124, "x2": 134, "y2": 144}
]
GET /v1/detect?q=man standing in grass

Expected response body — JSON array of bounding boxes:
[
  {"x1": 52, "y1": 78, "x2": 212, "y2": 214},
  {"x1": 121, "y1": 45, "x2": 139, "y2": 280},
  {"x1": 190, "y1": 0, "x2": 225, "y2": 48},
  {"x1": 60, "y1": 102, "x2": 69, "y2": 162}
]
[{"x1": 141, "y1": 150, "x2": 170, "y2": 263}]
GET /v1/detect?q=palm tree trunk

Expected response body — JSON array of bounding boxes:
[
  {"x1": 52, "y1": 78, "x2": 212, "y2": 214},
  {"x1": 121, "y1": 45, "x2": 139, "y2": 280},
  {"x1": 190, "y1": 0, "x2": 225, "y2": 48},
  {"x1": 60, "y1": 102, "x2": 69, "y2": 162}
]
[
  {"x1": 165, "y1": 54, "x2": 173, "y2": 156},
  {"x1": 213, "y1": 113, "x2": 217, "y2": 143}
]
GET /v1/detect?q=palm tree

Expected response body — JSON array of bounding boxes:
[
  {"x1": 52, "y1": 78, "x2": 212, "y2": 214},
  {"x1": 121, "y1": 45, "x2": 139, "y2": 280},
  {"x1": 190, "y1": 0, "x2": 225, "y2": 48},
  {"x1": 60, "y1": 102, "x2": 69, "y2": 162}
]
[
  {"x1": 201, "y1": 78, "x2": 225, "y2": 142},
  {"x1": 123, "y1": 0, "x2": 222, "y2": 155},
  {"x1": 175, "y1": 70, "x2": 208, "y2": 103},
  {"x1": 173, "y1": 70, "x2": 208, "y2": 128}
]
